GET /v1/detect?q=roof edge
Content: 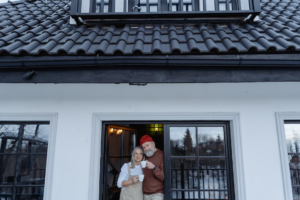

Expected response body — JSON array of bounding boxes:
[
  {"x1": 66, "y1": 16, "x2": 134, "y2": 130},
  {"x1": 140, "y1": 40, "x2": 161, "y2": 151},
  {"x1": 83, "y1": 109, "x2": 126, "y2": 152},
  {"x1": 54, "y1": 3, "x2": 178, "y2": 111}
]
[{"x1": 0, "y1": 54, "x2": 300, "y2": 69}]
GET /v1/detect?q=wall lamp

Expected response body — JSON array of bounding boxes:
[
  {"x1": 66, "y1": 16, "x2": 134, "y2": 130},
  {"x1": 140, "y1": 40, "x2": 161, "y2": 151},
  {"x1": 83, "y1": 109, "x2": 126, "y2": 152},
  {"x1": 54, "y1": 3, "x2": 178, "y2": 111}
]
[{"x1": 23, "y1": 70, "x2": 38, "y2": 80}]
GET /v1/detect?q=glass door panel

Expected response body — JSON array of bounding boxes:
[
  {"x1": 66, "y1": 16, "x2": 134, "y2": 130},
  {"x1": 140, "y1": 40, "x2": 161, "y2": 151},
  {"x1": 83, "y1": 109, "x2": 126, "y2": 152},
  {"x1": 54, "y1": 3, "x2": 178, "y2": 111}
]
[
  {"x1": 164, "y1": 123, "x2": 233, "y2": 200},
  {"x1": 105, "y1": 125, "x2": 136, "y2": 200}
]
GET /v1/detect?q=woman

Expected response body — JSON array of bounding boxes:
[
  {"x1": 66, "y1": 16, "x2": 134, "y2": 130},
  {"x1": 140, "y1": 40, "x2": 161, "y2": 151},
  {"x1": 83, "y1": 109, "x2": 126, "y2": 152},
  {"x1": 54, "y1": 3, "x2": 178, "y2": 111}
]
[{"x1": 117, "y1": 146, "x2": 144, "y2": 200}]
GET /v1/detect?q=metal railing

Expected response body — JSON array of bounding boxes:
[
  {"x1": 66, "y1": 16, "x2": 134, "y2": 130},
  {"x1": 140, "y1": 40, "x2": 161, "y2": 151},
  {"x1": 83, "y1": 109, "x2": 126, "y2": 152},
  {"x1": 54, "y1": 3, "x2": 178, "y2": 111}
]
[
  {"x1": 0, "y1": 186, "x2": 44, "y2": 200},
  {"x1": 171, "y1": 168, "x2": 228, "y2": 199},
  {"x1": 70, "y1": 0, "x2": 261, "y2": 22}
]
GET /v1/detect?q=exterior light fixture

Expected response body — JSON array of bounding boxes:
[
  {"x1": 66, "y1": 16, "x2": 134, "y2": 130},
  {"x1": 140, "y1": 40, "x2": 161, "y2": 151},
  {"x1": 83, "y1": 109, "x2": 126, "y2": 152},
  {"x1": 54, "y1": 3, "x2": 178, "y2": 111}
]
[{"x1": 23, "y1": 70, "x2": 37, "y2": 80}]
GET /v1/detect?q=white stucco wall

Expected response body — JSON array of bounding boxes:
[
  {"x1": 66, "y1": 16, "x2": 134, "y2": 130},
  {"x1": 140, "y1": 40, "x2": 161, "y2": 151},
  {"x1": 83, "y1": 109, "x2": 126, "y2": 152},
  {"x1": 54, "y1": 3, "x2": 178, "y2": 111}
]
[{"x1": 0, "y1": 82, "x2": 300, "y2": 200}]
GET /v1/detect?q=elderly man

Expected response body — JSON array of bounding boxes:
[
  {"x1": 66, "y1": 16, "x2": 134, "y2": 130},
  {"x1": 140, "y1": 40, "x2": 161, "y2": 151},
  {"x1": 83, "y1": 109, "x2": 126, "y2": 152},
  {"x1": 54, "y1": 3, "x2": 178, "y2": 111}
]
[{"x1": 140, "y1": 135, "x2": 164, "y2": 200}]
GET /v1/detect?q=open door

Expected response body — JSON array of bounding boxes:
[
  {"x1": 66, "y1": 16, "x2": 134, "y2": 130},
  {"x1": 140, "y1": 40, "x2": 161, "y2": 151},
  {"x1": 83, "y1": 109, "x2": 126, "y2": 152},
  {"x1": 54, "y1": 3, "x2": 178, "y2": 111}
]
[{"x1": 103, "y1": 125, "x2": 137, "y2": 200}]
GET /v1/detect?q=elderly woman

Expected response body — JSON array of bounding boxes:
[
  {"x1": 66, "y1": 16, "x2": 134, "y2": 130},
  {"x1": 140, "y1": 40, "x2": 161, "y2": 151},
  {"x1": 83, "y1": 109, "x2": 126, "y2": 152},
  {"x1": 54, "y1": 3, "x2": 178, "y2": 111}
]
[{"x1": 117, "y1": 146, "x2": 144, "y2": 200}]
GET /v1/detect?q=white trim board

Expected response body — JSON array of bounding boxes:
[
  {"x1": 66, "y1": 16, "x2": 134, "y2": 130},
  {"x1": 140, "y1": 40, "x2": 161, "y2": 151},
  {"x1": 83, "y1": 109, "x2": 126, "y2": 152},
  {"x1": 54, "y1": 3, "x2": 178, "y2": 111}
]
[
  {"x1": 0, "y1": 113, "x2": 58, "y2": 200},
  {"x1": 90, "y1": 112, "x2": 246, "y2": 200},
  {"x1": 276, "y1": 112, "x2": 300, "y2": 200}
]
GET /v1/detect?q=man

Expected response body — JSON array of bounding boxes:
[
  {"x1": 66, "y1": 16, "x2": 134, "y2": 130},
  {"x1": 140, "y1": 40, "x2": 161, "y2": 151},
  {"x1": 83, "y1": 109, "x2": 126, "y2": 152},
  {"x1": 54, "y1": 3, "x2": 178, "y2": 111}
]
[{"x1": 140, "y1": 135, "x2": 164, "y2": 200}]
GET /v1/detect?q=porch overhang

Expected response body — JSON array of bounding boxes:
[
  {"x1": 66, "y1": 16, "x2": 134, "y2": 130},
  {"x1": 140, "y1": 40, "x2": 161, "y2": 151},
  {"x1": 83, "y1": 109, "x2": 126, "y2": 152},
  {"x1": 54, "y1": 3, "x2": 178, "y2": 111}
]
[{"x1": 0, "y1": 54, "x2": 300, "y2": 83}]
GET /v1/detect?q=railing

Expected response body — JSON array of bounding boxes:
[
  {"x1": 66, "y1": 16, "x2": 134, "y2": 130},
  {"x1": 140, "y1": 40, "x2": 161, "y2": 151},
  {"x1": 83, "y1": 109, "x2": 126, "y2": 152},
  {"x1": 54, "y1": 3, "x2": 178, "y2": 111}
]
[
  {"x1": 171, "y1": 168, "x2": 228, "y2": 199},
  {"x1": 0, "y1": 186, "x2": 44, "y2": 200},
  {"x1": 290, "y1": 169, "x2": 300, "y2": 200},
  {"x1": 70, "y1": 0, "x2": 261, "y2": 22}
]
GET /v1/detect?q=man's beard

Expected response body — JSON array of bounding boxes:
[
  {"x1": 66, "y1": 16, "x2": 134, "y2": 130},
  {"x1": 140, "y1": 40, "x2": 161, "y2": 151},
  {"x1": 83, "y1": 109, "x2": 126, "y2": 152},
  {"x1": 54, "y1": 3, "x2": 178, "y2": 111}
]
[{"x1": 145, "y1": 146, "x2": 155, "y2": 157}]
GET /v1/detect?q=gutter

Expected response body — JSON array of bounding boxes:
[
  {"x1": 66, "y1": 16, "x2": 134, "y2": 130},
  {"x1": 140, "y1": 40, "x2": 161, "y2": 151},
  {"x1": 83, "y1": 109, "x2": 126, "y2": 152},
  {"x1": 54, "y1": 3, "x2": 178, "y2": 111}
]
[{"x1": 0, "y1": 54, "x2": 300, "y2": 69}]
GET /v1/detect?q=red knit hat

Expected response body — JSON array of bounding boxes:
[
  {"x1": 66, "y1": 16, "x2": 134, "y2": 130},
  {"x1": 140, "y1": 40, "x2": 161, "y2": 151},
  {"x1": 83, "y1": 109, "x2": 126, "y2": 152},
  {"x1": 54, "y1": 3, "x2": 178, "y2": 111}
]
[{"x1": 140, "y1": 135, "x2": 154, "y2": 146}]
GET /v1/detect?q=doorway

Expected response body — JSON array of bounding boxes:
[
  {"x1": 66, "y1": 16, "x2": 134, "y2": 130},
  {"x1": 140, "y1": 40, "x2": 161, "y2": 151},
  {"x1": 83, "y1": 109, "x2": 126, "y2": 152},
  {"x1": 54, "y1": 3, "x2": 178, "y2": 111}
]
[{"x1": 100, "y1": 121, "x2": 234, "y2": 200}]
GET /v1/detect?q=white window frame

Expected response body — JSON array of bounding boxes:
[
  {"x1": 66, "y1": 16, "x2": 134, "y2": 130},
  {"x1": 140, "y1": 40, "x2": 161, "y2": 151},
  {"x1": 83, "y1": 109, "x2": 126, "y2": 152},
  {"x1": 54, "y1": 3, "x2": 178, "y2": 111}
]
[
  {"x1": 89, "y1": 112, "x2": 246, "y2": 200},
  {"x1": 276, "y1": 112, "x2": 300, "y2": 200},
  {"x1": 0, "y1": 113, "x2": 58, "y2": 200}
]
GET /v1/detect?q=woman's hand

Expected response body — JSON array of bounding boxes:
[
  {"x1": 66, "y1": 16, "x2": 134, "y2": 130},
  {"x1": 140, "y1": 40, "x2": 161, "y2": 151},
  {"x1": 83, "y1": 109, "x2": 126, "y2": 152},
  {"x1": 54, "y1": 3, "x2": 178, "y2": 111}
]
[
  {"x1": 132, "y1": 176, "x2": 139, "y2": 183},
  {"x1": 122, "y1": 176, "x2": 139, "y2": 187}
]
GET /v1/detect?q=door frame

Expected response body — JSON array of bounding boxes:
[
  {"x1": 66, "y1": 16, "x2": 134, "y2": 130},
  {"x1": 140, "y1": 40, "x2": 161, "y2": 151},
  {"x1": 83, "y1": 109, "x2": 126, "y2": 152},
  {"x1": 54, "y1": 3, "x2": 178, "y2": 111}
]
[{"x1": 90, "y1": 112, "x2": 245, "y2": 200}]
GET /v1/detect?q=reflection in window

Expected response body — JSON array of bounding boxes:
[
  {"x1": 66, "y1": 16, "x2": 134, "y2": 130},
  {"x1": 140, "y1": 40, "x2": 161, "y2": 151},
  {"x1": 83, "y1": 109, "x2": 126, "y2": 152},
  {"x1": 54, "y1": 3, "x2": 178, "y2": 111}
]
[
  {"x1": 170, "y1": 127, "x2": 196, "y2": 156},
  {"x1": 0, "y1": 123, "x2": 49, "y2": 200},
  {"x1": 198, "y1": 127, "x2": 225, "y2": 156}
]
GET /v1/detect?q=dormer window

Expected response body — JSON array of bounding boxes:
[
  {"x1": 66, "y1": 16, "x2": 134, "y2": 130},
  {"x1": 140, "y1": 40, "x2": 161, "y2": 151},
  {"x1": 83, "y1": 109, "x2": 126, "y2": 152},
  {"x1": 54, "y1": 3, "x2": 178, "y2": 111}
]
[{"x1": 71, "y1": 0, "x2": 260, "y2": 23}]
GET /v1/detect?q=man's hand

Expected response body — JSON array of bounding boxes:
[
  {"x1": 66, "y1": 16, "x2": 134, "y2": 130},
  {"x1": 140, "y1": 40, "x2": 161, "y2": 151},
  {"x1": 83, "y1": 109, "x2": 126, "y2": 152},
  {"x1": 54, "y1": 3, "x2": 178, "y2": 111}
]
[{"x1": 146, "y1": 160, "x2": 155, "y2": 169}]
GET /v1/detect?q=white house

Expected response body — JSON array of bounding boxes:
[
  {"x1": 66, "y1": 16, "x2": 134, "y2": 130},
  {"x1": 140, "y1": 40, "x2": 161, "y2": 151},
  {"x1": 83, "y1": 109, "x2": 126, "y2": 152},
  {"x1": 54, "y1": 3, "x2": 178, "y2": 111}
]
[{"x1": 0, "y1": 0, "x2": 300, "y2": 200}]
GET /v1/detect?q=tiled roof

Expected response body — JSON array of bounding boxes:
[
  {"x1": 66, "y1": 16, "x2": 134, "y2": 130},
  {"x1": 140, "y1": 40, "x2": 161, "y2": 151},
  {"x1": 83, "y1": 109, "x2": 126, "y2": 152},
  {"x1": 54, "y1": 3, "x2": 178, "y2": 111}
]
[{"x1": 0, "y1": 0, "x2": 300, "y2": 56}]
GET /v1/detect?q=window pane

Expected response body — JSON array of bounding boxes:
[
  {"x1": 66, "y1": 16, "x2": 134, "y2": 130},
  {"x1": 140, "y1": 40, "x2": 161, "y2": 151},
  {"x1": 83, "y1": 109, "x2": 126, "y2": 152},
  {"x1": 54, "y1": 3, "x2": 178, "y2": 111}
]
[
  {"x1": 15, "y1": 186, "x2": 44, "y2": 200},
  {"x1": 16, "y1": 155, "x2": 47, "y2": 185},
  {"x1": 171, "y1": 158, "x2": 198, "y2": 190},
  {"x1": 0, "y1": 187, "x2": 13, "y2": 200},
  {"x1": 285, "y1": 124, "x2": 300, "y2": 154},
  {"x1": 109, "y1": 129, "x2": 122, "y2": 156},
  {"x1": 199, "y1": 158, "x2": 228, "y2": 200},
  {"x1": 0, "y1": 125, "x2": 20, "y2": 135},
  {"x1": 19, "y1": 124, "x2": 49, "y2": 154},
  {"x1": 23, "y1": 125, "x2": 49, "y2": 142},
  {"x1": 0, "y1": 155, "x2": 16, "y2": 185},
  {"x1": 123, "y1": 130, "x2": 135, "y2": 156},
  {"x1": 0, "y1": 138, "x2": 19, "y2": 154},
  {"x1": 170, "y1": 127, "x2": 196, "y2": 156},
  {"x1": 198, "y1": 127, "x2": 225, "y2": 156},
  {"x1": 115, "y1": 0, "x2": 124, "y2": 12},
  {"x1": 0, "y1": 125, "x2": 20, "y2": 154}
]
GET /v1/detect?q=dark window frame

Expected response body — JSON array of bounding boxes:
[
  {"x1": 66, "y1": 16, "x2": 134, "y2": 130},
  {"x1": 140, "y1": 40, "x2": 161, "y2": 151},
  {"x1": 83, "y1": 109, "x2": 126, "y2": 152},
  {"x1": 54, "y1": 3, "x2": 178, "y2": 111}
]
[
  {"x1": 70, "y1": 0, "x2": 261, "y2": 23},
  {"x1": 99, "y1": 121, "x2": 235, "y2": 200},
  {"x1": 0, "y1": 121, "x2": 50, "y2": 200}
]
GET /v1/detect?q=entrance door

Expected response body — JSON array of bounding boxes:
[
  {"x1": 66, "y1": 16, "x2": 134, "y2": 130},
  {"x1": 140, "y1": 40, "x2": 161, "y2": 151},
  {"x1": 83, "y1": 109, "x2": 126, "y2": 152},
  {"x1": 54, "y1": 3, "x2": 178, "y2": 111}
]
[
  {"x1": 103, "y1": 125, "x2": 137, "y2": 200},
  {"x1": 164, "y1": 123, "x2": 234, "y2": 200}
]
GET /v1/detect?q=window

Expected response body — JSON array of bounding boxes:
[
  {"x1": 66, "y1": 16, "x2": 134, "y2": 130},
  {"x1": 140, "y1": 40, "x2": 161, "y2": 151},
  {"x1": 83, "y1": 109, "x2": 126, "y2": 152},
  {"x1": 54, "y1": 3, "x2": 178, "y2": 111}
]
[
  {"x1": 284, "y1": 121, "x2": 300, "y2": 200},
  {"x1": 0, "y1": 122, "x2": 50, "y2": 200},
  {"x1": 164, "y1": 123, "x2": 234, "y2": 200},
  {"x1": 71, "y1": 0, "x2": 261, "y2": 23},
  {"x1": 94, "y1": 0, "x2": 237, "y2": 13}
]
